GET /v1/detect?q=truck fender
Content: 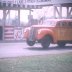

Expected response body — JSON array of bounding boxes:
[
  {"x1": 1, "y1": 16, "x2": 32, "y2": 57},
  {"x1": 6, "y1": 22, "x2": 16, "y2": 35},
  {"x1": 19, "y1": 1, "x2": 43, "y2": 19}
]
[{"x1": 37, "y1": 29, "x2": 56, "y2": 42}]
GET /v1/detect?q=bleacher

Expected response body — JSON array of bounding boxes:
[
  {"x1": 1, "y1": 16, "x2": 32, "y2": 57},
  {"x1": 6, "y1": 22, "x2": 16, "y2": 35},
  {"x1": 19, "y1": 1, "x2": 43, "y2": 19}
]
[{"x1": 0, "y1": 0, "x2": 72, "y2": 9}]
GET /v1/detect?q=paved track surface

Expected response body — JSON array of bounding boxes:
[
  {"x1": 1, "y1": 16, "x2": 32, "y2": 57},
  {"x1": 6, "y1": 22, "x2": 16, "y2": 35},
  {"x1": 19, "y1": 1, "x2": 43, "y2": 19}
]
[{"x1": 0, "y1": 43, "x2": 72, "y2": 58}]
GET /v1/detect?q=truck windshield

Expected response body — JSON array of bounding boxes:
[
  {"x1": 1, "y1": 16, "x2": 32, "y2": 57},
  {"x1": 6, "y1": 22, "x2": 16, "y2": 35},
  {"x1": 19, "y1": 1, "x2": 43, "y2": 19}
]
[{"x1": 42, "y1": 20, "x2": 56, "y2": 27}]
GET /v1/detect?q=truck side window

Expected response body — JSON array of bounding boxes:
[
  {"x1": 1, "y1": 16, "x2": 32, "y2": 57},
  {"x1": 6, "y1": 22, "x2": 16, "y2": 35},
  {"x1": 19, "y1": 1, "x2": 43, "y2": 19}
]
[
  {"x1": 62, "y1": 22, "x2": 65, "y2": 27},
  {"x1": 68, "y1": 22, "x2": 72, "y2": 27},
  {"x1": 59, "y1": 22, "x2": 63, "y2": 27},
  {"x1": 57, "y1": 21, "x2": 62, "y2": 27},
  {"x1": 57, "y1": 21, "x2": 67, "y2": 27},
  {"x1": 61, "y1": 22, "x2": 67, "y2": 27}
]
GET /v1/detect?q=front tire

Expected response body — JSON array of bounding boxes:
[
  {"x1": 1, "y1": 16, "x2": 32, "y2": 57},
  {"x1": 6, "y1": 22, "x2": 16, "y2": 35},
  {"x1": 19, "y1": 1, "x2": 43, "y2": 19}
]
[
  {"x1": 27, "y1": 40, "x2": 35, "y2": 46},
  {"x1": 41, "y1": 36, "x2": 51, "y2": 48}
]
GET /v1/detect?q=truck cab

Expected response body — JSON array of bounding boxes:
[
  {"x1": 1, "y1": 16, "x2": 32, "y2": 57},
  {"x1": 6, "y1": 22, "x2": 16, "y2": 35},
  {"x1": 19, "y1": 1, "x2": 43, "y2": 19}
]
[{"x1": 24, "y1": 19, "x2": 72, "y2": 48}]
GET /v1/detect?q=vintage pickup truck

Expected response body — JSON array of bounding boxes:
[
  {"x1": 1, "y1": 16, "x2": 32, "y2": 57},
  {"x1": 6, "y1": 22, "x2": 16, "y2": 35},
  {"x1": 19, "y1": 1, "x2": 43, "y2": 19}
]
[{"x1": 24, "y1": 19, "x2": 72, "y2": 48}]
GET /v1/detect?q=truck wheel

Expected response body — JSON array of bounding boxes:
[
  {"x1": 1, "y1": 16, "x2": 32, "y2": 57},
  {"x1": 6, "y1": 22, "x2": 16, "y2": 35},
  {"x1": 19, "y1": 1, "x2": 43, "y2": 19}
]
[
  {"x1": 41, "y1": 36, "x2": 51, "y2": 48},
  {"x1": 27, "y1": 40, "x2": 35, "y2": 46},
  {"x1": 58, "y1": 42, "x2": 65, "y2": 47}
]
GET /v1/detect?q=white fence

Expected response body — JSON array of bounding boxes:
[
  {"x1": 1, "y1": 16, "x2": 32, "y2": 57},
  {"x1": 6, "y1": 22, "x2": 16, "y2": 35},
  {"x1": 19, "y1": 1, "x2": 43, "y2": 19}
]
[{"x1": 4, "y1": 26, "x2": 25, "y2": 41}]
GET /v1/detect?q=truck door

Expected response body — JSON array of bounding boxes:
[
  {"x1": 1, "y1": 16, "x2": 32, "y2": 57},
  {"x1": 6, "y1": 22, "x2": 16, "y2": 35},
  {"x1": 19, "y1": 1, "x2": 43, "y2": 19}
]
[
  {"x1": 59, "y1": 21, "x2": 67, "y2": 40},
  {"x1": 52, "y1": 21, "x2": 62, "y2": 41},
  {"x1": 55, "y1": 21, "x2": 65, "y2": 40}
]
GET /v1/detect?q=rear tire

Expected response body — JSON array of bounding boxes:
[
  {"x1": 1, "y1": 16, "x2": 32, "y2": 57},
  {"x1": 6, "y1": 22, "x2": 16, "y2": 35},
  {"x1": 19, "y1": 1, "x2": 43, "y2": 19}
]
[
  {"x1": 41, "y1": 36, "x2": 51, "y2": 48},
  {"x1": 57, "y1": 42, "x2": 66, "y2": 47},
  {"x1": 27, "y1": 40, "x2": 35, "y2": 46}
]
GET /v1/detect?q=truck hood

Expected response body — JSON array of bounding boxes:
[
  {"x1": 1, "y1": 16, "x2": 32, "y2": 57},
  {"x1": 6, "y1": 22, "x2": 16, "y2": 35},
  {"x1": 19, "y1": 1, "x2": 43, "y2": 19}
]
[
  {"x1": 32, "y1": 25, "x2": 49, "y2": 28},
  {"x1": 31, "y1": 25, "x2": 54, "y2": 28}
]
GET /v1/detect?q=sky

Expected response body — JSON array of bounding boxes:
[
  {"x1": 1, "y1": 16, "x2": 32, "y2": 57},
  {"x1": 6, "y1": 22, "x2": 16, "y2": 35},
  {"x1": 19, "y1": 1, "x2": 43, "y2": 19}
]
[{"x1": 0, "y1": 7, "x2": 67, "y2": 23}]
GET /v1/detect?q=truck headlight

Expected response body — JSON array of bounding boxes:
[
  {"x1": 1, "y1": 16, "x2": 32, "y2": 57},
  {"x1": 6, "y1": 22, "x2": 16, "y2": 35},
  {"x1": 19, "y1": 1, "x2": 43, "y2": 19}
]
[{"x1": 38, "y1": 30, "x2": 41, "y2": 34}]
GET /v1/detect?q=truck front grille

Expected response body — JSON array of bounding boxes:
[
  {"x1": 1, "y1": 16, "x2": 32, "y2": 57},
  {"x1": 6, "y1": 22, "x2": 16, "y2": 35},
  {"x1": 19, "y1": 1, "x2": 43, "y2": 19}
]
[{"x1": 29, "y1": 28, "x2": 36, "y2": 41}]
